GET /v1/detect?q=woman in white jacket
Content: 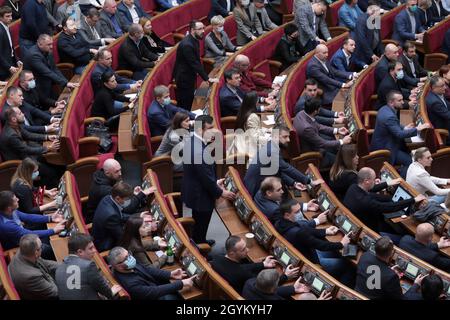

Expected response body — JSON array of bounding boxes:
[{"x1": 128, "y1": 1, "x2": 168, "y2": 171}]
[{"x1": 406, "y1": 147, "x2": 450, "y2": 204}]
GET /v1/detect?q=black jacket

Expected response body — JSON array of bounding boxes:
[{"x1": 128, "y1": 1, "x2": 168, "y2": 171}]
[
  {"x1": 398, "y1": 54, "x2": 428, "y2": 88},
  {"x1": 0, "y1": 22, "x2": 18, "y2": 80},
  {"x1": 1, "y1": 101, "x2": 49, "y2": 134},
  {"x1": 328, "y1": 170, "x2": 358, "y2": 201},
  {"x1": 118, "y1": 36, "x2": 158, "y2": 72},
  {"x1": 355, "y1": 251, "x2": 414, "y2": 299},
  {"x1": 275, "y1": 218, "x2": 343, "y2": 264},
  {"x1": 173, "y1": 34, "x2": 209, "y2": 89},
  {"x1": 22, "y1": 86, "x2": 56, "y2": 112},
  {"x1": 11, "y1": 180, "x2": 40, "y2": 215},
  {"x1": 273, "y1": 35, "x2": 302, "y2": 71},
  {"x1": 91, "y1": 85, "x2": 129, "y2": 120},
  {"x1": 376, "y1": 73, "x2": 410, "y2": 110},
  {"x1": 242, "y1": 277, "x2": 295, "y2": 300},
  {"x1": 57, "y1": 32, "x2": 96, "y2": 67},
  {"x1": 0, "y1": 124, "x2": 47, "y2": 160},
  {"x1": 399, "y1": 235, "x2": 450, "y2": 273},
  {"x1": 343, "y1": 182, "x2": 415, "y2": 232},
  {"x1": 86, "y1": 169, "x2": 146, "y2": 223}
]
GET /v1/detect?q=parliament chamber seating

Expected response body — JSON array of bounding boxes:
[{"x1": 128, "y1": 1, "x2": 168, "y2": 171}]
[{"x1": 0, "y1": 244, "x2": 20, "y2": 300}]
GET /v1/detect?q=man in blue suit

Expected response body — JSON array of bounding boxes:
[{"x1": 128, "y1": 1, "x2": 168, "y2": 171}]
[
  {"x1": 306, "y1": 44, "x2": 355, "y2": 105},
  {"x1": 117, "y1": 0, "x2": 150, "y2": 29},
  {"x1": 426, "y1": 76, "x2": 450, "y2": 145},
  {"x1": 392, "y1": 0, "x2": 425, "y2": 46},
  {"x1": 244, "y1": 124, "x2": 323, "y2": 197},
  {"x1": 353, "y1": 5, "x2": 384, "y2": 65},
  {"x1": 371, "y1": 90, "x2": 430, "y2": 176},
  {"x1": 147, "y1": 85, "x2": 196, "y2": 137},
  {"x1": 208, "y1": 0, "x2": 235, "y2": 20},
  {"x1": 330, "y1": 38, "x2": 367, "y2": 82},
  {"x1": 399, "y1": 222, "x2": 450, "y2": 273},
  {"x1": 182, "y1": 115, "x2": 236, "y2": 245},
  {"x1": 156, "y1": 0, "x2": 187, "y2": 11}
]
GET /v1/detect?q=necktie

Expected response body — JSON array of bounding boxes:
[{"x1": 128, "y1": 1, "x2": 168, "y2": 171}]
[{"x1": 409, "y1": 59, "x2": 416, "y2": 78}]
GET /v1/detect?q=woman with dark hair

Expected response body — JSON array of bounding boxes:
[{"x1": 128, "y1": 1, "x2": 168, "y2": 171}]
[
  {"x1": 10, "y1": 158, "x2": 58, "y2": 229},
  {"x1": 438, "y1": 64, "x2": 450, "y2": 100},
  {"x1": 91, "y1": 70, "x2": 135, "y2": 129},
  {"x1": 154, "y1": 112, "x2": 191, "y2": 172},
  {"x1": 274, "y1": 23, "x2": 302, "y2": 71},
  {"x1": 328, "y1": 144, "x2": 359, "y2": 200},
  {"x1": 228, "y1": 91, "x2": 270, "y2": 158},
  {"x1": 119, "y1": 215, "x2": 167, "y2": 268},
  {"x1": 139, "y1": 17, "x2": 171, "y2": 55}
]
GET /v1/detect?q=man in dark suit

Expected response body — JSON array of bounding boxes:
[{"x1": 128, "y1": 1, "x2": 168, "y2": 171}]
[
  {"x1": 371, "y1": 91, "x2": 430, "y2": 173},
  {"x1": 109, "y1": 246, "x2": 194, "y2": 300},
  {"x1": 118, "y1": 23, "x2": 158, "y2": 80},
  {"x1": 375, "y1": 43, "x2": 401, "y2": 84},
  {"x1": 330, "y1": 38, "x2": 367, "y2": 82},
  {"x1": 182, "y1": 115, "x2": 235, "y2": 245},
  {"x1": 392, "y1": 0, "x2": 425, "y2": 46},
  {"x1": 293, "y1": 98, "x2": 353, "y2": 168},
  {"x1": 92, "y1": 181, "x2": 146, "y2": 252},
  {"x1": 294, "y1": 79, "x2": 345, "y2": 126},
  {"x1": 244, "y1": 124, "x2": 323, "y2": 197},
  {"x1": 426, "y1": 76, "x2": 450, "y2": 145},
  {"x1": 428, "y1": 0, "x2": 449, "y2": 23},
  {"x1": 23, "y1": 34, "x2": 78, "y2": 100},
  {"x1": 208, "y1": 0, "x2": 235, "y2": 21},
  {"x1": 99, "y1": 0, "x2": 128, "y2": 38},
  {"x1": 117, "y1": 0, "x2": 150, "y2": 29},
  {"x1": 399, "y1": 41, "x2": 429, "y2": 89},
  {"x1": 79, "y1": 8, "x2": 116, "y2": 48},
  {"x1": 253, "y1": 176, "x2": 284, "y2": 223},
  {"x1": 275, "y1": 198, "x2": 355, "y2": 286},
  {"x1": 274, "y1": 23, "x2": 302, "y2": 71},
  {"x1": 376, "y1": 61, "x2": 416, "y2": 110},
  {"x1": 58, "y1": 17, "x2": 99, "y2": 75},
  {"x1": 211, "y1": 235, "x2": 297, "y2": 293},
  {"x1": 399, "y1": 223, "x2": 450, "y2": 272},
  {"x1": 18, "y1": 0, "x2": 51, "y2": 51},
  {"x1": 147, "y1": 85, "x2": 195, "y2": 137},
  {"x1": 56, "y1": 233, "x2": 123, "y2": 300},
  {"x1": 243, "y1": 269, "x2": 301, "y2": 300},
  {"x1": 343, "y1": 167, "x2": 426, "y2": 233},
  {"x1": 0, "y1": 6, "x2": 21, "y2": 81},
  {"x1": 306, "y1": 44, "x2": 355, "y2": 105},
  {"x1": 353, "y1": 5, "x2": 384, "y2": 65},
  {"x1": 174, "y1": 20, "x2": 218, "y2": 111},
  {"x1": 355, "y1": 236, "x2": 422, "y2": 299}
]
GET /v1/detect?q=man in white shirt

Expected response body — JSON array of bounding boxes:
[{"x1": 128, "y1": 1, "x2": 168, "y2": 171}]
[
  {"x1": 0, "y1": 6, "x2": 21, "y2": 81},
  {"x1": 78, "y1": 8, "x2": 115, "y2": 48}
]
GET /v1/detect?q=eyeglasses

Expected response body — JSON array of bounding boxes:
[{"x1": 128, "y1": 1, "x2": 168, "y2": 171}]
[{"x1": 117, "y1": 251, "x2": 130, "y2": 265}]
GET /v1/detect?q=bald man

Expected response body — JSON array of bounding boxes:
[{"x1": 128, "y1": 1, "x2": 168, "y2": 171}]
[
  {"x1": 306, "y1": 44, "x2": 355, "y2": 105},
  {"x1": 98, "y1": 0, "x2": 129, "y2": 38},
  {"x1": 86, "y1": 159, "x2": 154, "y2": 222},
  {"x1": 343, "y1": 167, "x2": 426, "y2": 235},
  {"x1": 399, "y1": 222, "x2": 450, "y2": 272}
]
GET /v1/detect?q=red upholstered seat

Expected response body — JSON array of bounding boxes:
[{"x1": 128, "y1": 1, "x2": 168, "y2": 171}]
[
  {"x1": 110, "y1": 36, "x2": 127, "y2": 70},
  {"x1": 9, "y1": 19, "x2": 20, "y2": 57},
  {"x1": 280, "y1": 0, "x2": 293, "y2": 13},
  {"x1": 140, "y1": 0, "x2": 157, "y2": 14},
  {"x1": 380, "y1": 5, "x2": 405, "y2": 40},
  {"x1": 224, "y1": 17, "x2": 238, "y2": 45},
  {"x1": 328, "y1": 0, "x2": 344, "y2": 27},
  {"x1": 355, "y1": 67, "x2": 376, "y2": 116},
  {"x1": 424, "y1": 18, "x2": 450, "y2": 54}
]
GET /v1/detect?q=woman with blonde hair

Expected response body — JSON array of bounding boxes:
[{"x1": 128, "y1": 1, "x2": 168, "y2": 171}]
[
  {"x1": 205, "y1": 15, "x2": 238, "y2": 67},
  {"x1": 139, "y1": 17, "x2": 170, "y2": 55}
]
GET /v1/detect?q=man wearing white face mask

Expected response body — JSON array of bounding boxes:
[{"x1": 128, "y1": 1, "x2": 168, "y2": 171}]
[
  {"x1": 92, "y1": 181, "x2": 152, "y2": 252},
  {"x1": 147, "y1": 85, "x2": 196, "y2": 137}
]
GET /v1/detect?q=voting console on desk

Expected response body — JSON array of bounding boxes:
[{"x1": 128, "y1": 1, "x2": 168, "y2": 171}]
[
  {"x1": 395, "y1": 253, "x2": 429, "y2": 282},
  {"x1": 180, "y1": 249, "x2": 206, "y2": 287},
  {"x1": 358, "y1": 233, "x2": 377, "y2": 255},
  {"x1": 234, "y1": 194, "x2": 254, "y2": 224},
  {"x1": 163, "y1": 225, "x2": 183, "y2": 258},
  {"x1": 332, "y1": 209, "x2": 362, "y2": 241},
  {"x1": 151, "y1": 201, "x2": 167, "y2": 233},
  {"x1": 271, "y1": 239, "x2": 301, "y2": 269},
  {"x1": 317, "y1": 191, "x2": 337, "y2": 215},
  {"x1": 249, "y1": 215, "x2": 274, "y2": 250}
]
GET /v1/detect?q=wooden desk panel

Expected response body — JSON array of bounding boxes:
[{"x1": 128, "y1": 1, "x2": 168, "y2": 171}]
[
  {"x1": 118, "y1": 111, "x2": 139, "y2": 161},
  {"x1": 216, "y1": 199, "x2": 250, "y2": 235}
]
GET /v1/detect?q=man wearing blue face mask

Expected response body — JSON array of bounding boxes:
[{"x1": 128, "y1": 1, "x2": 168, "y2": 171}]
[
  {"x1": 92, "y1": 181, "x2": 152, "y2": 252},
  {"x1": 147, "y1": 85, "x2": 196, "y2": 137},
  {"x1": 110, "y1": 246, "x2": 195, "y2": 300},
  {"x1": 118, "y1": 23, "x2": 158, "y2": 80},
  {"x1": 392, "y1": 0, "x2": 425, "y2": 46}
]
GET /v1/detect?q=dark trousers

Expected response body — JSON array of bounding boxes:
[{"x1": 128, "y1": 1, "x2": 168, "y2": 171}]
[
  {"x1": 175, "y1": 86, "x2": 195, "y2": 111},
  {"x1": 302, "y1": 39, "x2": 319, "y2": 55},
  {"x1": 395, "y1": 150, "x2": 413, "y2": 178},
  {"x1": 192, "y1": 209, "x2": 213, "y2": 243},
  {"x1": 265, "y1": 5, "x2": 282, "y2": 25}
]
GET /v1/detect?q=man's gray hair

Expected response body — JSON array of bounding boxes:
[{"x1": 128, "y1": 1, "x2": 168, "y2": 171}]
[
  {"x1": 129, "y1": 23, "x2": 143, "y2": 36},
  {"x1": 153, "y1": 85, "x2": 170, "y2": 98},
  {"x1": 19, "y1": 234, "x2": 40, "y2": 257},
  {"x1": 255, "y1": 269, "x2": 280, "y2": 294},
  {"x1": 108, "y1": 246, "x2": 126, "y2": 266}
]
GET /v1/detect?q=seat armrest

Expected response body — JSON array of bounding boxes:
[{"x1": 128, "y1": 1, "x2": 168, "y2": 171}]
[
  {"x1": 78, "y1": 136, "x2": 100, "y2": 157},
  {"x1": 116, "y1": 70, "x2": 134, "y2": 78},
  {"x1": 84, "y1": 117, "x2": 106, "y2": 125},
  {"x1": 250, "y1": 71, "x2": 266, "y2": 79},
  {"x1": 165, "y1": 192, "x2": 181, "y2": 217}
]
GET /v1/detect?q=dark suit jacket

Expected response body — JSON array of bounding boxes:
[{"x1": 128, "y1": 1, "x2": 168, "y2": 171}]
[
  {"x1": 428, "y1": 0, "x2": 449, "y2": 24},
  {"x1": 443, "y1": 28, "x2": 450, "y2": 62},
  {"x1": 98, "y1": 10, "x2": 128, "y2": 38},
  {"x1": 343, "y1": 182, "x2": 415, "y2": 232},
  {"x1": 273, "y1": 35, "x2": 302, "y2": 71},
  {"x1": 208, "y1": 0, "x2": 235, "y2": 20},
  {"x1": 355, "y1": 251, "x2": 414, "y2": 299},
  {"x1": 0, "y1": 23, "x2": 17, "y2": 80},
  {"x1": 182, "y1": 134, "x2": 223, "y2": 212},
  {"x1": 254, "y1": 190, "x2": 281, "y2": 223},
  {"x1": 370, "y1": 105, "x2": 418, "y2": 163},
  {"x1": 19, "y1": 0, "x2": 50, "y2": 42},
  {"x1": 399, "y1": 235, "x2": 450, "y2": 272},
  {"x1": 55, "y1": 255, "x2": 114, "y2": 300},
  {"x1": 219, "y1": 84, "x2": 245, "y2": 117},
  {"x1": 22, "y1": 86, "x2": 56, "y2": 112},
  {"x1": 306, "y1": 56, "x2": 350, "y2": 105},
  {"x1": 91, "y1": 64, "x2": 133, "y2": 93},
  {"x1": 173, "y1": 34, "x2": 209, "y2": 89},
  {"x1": 242, "y1": 278, "x2": 294, "y2": 300},
  {"x1": 23, "y1": 45, "x2": 68, "y2": 99},
  {"x1": 353, "y1": 13, "x2": 384, "y2": 65},
  {"x1": 78, "y1": 16, "x2": 108, "y2": 47},
  {"x1": 0, "y1": 124, "x2": 47, "y2": 160},
  {"x1": 91, "y1": 86, "x2": 129, "y2": 121},
  {"x1": 1, "y1": 101, "x2": 50, "y2": 134},
  {"x1": 376, "y1": 73, "x2": 409, "y2": 110},
  {"x1": 294, "y1": 95, "x2": 335, "y2": 126},
  {"x1": 417, "y1": 7, "x2": 433, "y2": 29},
  {"x1": 92, "y1": 195, "x2": 131, "y2": 252},
  {"x1": 392, "y1": 9, "x2": 425, "y2": 46},
  {"x1": 426, "y1": 91, "x2": 450, "y2": 136},
  {"x1": 244, "y1": 141, "x2": 310, "y2": 197},
  {"x1": 117, "y1": 0, "x2": 150, "y2": 29},
  {"x1": 330, "y1": 48, "x2": 366, "y2": 82},
  {"x1": 147, "y1": 100, "x2": 195, "y2": 136},
  {"x1": 57, "y1": 32, "x2": 95, "y2": 67},
  {"x1": 398, "y1": 53, "x2": 428, "y2": 88},
  {"x1": 275, "y1": 217, "x2": 343, "y2": 264},
  {"x1": 293, "y1": 110, "x2": 340, "y2": 153},
  {"x1": 118, "y1": 36, "x2": 158, "y2": 73},
  {"x1": 114, "y1": 262, "x2": 183, "y2": 300},
  {"x1": 375, "y1": 55, "x2": 416, "y2": 87}
]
